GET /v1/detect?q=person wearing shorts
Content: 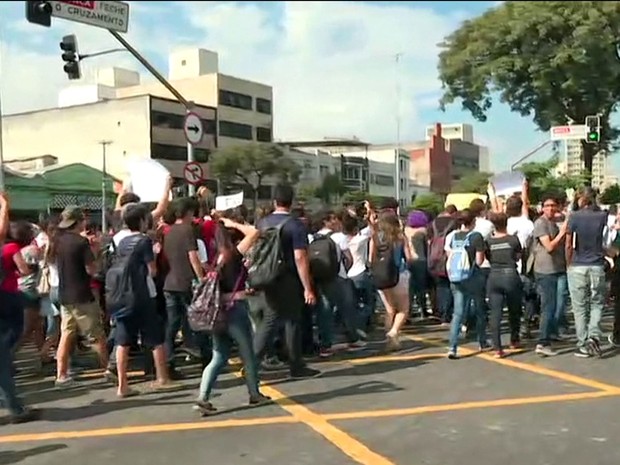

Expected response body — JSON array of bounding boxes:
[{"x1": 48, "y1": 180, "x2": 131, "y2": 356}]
[{"x1": 54, "y1": 206, "x2": 108, "y2": 386}]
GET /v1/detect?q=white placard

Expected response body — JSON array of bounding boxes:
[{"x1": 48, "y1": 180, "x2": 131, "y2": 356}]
[
  {"x1": 126, "y1": 159, "x2": 169, "y2": 203},
  {"x1": 215, "y1": 191, "x2": 244, "y2": 211},
  {"x1": 491, "y1": 171, "x2": 524, "y2": 197}
]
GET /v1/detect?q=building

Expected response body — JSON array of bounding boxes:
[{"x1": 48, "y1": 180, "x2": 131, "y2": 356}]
[
  {"x1": 563, "y1": 139, "x2": 607, "y2": 189},
  {"x1": 425, "y1": 123, "x2": 474, "y2": 144},
  {"x1": 2, "y1": 94, "x2": 217, "y2": 181}
]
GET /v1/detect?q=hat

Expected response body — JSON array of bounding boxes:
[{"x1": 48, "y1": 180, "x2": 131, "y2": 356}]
[
  {"x1": 407, "y1": 210, "x2": 430, "y2": 228},
  {"x1": 58, "y1": 206, "x2": 85, "y2": 229}
]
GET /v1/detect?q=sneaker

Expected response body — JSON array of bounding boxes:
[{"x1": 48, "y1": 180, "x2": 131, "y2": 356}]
[
  {"x1": 290, "y1": 367, "x2": 322, "y2": 380},
  {"x1": 478, "y1": 341, "x2": 492, "y2": 352},
  {"x1": 493, "y1": 350, "x2": 505, "y2": 359},
  {"x1": 104, "y1": 369, "x2": 118, "y2": 385},
  {"x1": 10, "y1": 408, "x2": 41, "y2": 424},
  {"x1": 193, "y1": 400, "x2": 217, "y2": 415},
  {"x1": 574, "y1": 346, "x2": 592, "y2": 358},
  {"x1": 587, "y1": 338, "x2": 603, "y2": 357},
  {"x1": 348, "y1": 340, "x2": 367, "y2": 351},
  {"x1": 356, "y1": 329, "x2": 368, "y2": 340},
  {"x1": 535, "y1": 344, "x2": 558, "y2": 357},
  {"x1": 509, "y1": 340, "x2": 523, "y2": 350},
  {"x1": 447, "y1": 349, "x2": 458, "y2": 360},
  {"x1": 249, "y1": 393, "x2": 273, "y2": 407},
  {"x1": 319, "y1": 348, "x2": 334, "y2": 358},
  {"x1": 262, "y1": 357, "x2": 286, "y2": 370},
  {"x1": 608, "y1": 334, "x2": 620, "y2": 348},
  {"x1": 54, "y1": 377, "x2": 77, "y2": 388}
]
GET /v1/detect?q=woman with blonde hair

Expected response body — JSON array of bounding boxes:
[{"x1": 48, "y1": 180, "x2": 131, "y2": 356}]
[{"x1": 368, "y1": 209, "x2": 415, "y2": 350}]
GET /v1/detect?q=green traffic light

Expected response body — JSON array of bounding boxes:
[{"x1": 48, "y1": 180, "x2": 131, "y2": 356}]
[{"x1": 587, "y1": 132, "x2": 599, "y2": 142}]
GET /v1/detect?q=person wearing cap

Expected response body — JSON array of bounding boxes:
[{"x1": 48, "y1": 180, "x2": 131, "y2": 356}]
[{"x1": 54, "y1": 206, "x2": 108, "y2": 386}]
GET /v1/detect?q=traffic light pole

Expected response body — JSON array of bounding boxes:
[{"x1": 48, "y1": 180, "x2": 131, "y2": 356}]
[{"x1": 107, "y1": 30, "x2": 196, "y2": 195}]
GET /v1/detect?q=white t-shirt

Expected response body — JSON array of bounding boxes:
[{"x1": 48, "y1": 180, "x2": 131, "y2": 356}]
[
  {"x1": 474, "y1": 217, "x2": 494, "y2": 268},
  {"x1": 507, "y1": 215, "x2": 534, "y2": 274},
  {"x1": 346, "y1": 227, "x2": 371, "y2": 278}
]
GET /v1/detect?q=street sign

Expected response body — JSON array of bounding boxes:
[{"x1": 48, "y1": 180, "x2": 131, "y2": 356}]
[
  {"x1": 550, "y1": 125, "x2": 587, "y2": 141},
  {"x1": 183, "y1": 112, "x2": 204, "y2": 145},
  {"x1": 50, "y1": 0, "x2": 130, "y2": 33},
  {"x1": 183, "y1": 161, "x2": 204, "y2": 186}
]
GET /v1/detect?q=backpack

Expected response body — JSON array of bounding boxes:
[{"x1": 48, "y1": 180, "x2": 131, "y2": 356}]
[
  {"x1": 370, "y1": 239, "x2": 400, "y2": 290},
  {"x1": 94, "y1": 234, "x2": 116, "y2": 284},
  {"x1": 446, "y1": 231, "x2": 476, "y2": 283},
  {"x1": 104, "y1": 236, "x2": 147, "y2": 320},
  {"x1": 308, "y1": 233, "x2": 340, "y2": 282},
  {"x1": 427, "y1": 219, "x2": 455, "y2": 278},
  {"x1": 246, "y1": 218, "x2": 292, "y2": 290}
]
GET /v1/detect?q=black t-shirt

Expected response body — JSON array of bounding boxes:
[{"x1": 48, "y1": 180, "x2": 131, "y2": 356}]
[
  {"x1": 117, "y1": 233, "x2": 154, "y2": 303},
  {"x1": 219, "y1": 249, "x2": 246, "y2": 293},
  {"x1": 257, "y1": 213, "x2": 308, "y2": 273},
  {"x1": 485, "y1": 235, "x2": 522, "y2": 270},
  {"x1": 56, "y1": 231, "x2": 95, "y2": 305},
  {"x1": 450, "y1": 230, "x2": 485, "y2": 266},
  {"x1": 163, "y1": 223, "x2": 198, "y2": 293}
]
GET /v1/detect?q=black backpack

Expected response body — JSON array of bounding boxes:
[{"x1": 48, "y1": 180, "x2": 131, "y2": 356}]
[
  {"x1": 308, "y1": 233, "x2": 340, "y2": 283},
  {"x1": 105, "y1": 236, "x2": 146, "y2": 319},
  {"x1": 246, "y1": 218, "x2": 291, "y2": 290},
  {"x1": 370, "y1": 240, "x2": 399, "y2": 290},
  {"x1": 94, "y1": 234, "x2": 116, "y2": 284}
]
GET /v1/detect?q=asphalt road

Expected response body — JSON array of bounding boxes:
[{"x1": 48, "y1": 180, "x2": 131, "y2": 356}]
[{"x1": 3, "y1": 317, "x2": 620, "y2": 465}]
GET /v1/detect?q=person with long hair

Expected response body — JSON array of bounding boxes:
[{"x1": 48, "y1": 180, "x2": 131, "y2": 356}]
[
  {"x1": 368, "y1": 209, "x2": 415, "y2": 351},
  {"x1": 194, "y1": 214, "x2": 272, "y2": 414}
]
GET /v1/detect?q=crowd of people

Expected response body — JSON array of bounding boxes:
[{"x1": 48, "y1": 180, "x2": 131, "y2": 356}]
[{"x1": 1, "y1": 177, "x2": 620, "y2": 424}]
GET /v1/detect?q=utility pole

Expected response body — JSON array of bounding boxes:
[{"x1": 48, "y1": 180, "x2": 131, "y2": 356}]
[
  {"x1": 99, "y1": 140, "x2": 112, "y2": 232},
  {"x1": 107, "y1": 30, "x2": 196, "y2": 193},
  {"x1": 0, "y1": 80, "x2": 4, "y2": 192},
  {"x1": 394, "y1": 52, "x2": 403, "y2": 207}
]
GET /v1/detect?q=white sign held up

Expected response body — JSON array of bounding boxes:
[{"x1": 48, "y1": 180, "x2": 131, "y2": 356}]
[
  {"x1": 50, "y1": 0, "x2": 130, "y2": 33},
  {"x1": 215, "y1": 192, "x2": 244, "y2": 212}
]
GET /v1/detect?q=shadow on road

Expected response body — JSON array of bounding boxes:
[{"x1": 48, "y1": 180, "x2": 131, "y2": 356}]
[
  {"x1": 285, "y1": 380, "x2": 403, "y2": 406},
  {"x1": 0, "y1": 444, "x2": 68, "y2": 464}
]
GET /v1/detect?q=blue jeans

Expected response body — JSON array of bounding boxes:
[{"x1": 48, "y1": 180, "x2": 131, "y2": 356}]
[
  {"x1": 315, "y1": 276, "x2": 361, "y2": 348},
  {"x1": 164, "y1": 291, "x2": 211, "y2": 367},
  {"x1": 198, "y1": 300, "x2": 260, "y2": 401},
  {"x1": 567, "y1": 265, "x2": 606, "y2": 347},
  {"x1": 535, "y1": 272, "x2": 568, "y2": 345},
  {"x1": 350, "y1": 271, "x2": 376, "y2": 328},
  {"x1": 0, "y1": 291, "x2": 25, "y2": 415},
  {"x1": 448, "y1": 271, "x2": 487, "y2": 352},
  {"x1": 433, "y1": 277, "x2": 453, "y2": 323}
]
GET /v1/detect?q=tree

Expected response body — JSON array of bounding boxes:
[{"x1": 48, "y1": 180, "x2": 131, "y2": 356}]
[
  {"x1": 437, "y1": 1, "x2": 620, "y2": 179},
  {"x1": 209, "y1": 143, "x2": 301, "y2": 211},
  {"x1": 452, "y1": 171, "x2": 492, "y2": 194},
  {"x1": 518, "y1": 156, "x2": 588, "y2": 204},
  {"x1": 342, "y1": 190, "x2": 384, "y2": 207},
  {"x1": 315, "y1": 172, "x2": 348, "y2": 204},
  {"x1": 411, "y1": 193, "x2": 444, "y2": 216},
  {"x1": 600, "y1": 184, "x2": 620, "y2": 205}
]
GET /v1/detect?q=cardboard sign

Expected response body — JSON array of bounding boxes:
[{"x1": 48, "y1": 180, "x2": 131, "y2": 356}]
[{"x1": 215, "y1": 191, "x2": 244, "y2": 211}]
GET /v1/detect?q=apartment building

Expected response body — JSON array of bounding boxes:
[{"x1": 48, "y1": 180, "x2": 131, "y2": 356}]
[{"x1": 563, "y1": 139, "x2": 607, "y2": 189}]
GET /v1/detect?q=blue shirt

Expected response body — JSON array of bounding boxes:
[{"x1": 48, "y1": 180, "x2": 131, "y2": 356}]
[
  {"x1": 568, "y1": 209, "x2": 608, "y2": 266},
  {"x1": 257, "y1": 212, "x2": 308, "y2": 273}
]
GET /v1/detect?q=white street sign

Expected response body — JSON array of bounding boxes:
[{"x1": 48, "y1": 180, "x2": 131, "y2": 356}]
[
  {"x1": 183, "y1": 162, "x2": 204, "y2": 186},
  {"x1": 183, "y1": 112, "x2": 204, "y2": 145},
  {"x1": 50, "y1": 1, "x2": 129, "y2": 33},
  {"x1": 550, "y1": 125, "x2": 587, "y2": 141}
]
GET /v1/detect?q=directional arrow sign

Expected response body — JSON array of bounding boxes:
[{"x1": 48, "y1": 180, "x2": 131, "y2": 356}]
[{"x1": 184, "y1": 112, "x2": 204, "y2": 145}]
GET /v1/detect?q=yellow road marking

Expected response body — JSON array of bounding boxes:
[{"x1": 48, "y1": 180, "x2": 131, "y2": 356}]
[
  {"x1": 406, "y1": 335, "x2": 620, "y2": 393},
  {"x1": 322, "y1": 391, "x2": 616, "y2": 421},
  {"x1": 0, "y1": 416, "x2": 299, "y2": 444},
  {"x1": 319, "y1": 352, "x2": 445, "y2": 367},
  {"x1": 259, "y1": 384, "x2": 396, "y2": 465}
]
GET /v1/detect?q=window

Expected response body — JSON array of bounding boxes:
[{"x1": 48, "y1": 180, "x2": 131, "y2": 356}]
[
  {"x1": 219, "y1": 90, "x2": 253, "y2": 110},
  {"x1": 372, "y1": 174, "x2": 394, "y2": 186},
  {"x1": 203, "y1": 119, "x2": 216, "y2": 135},
  {"x1": 219, "y1": 121, "x2": 253, "y2": 140},
  {"x1": 151, "y1": 143, "x2": 210, "y2": 163},
  {"x1": 151, "y1": 111, "x2": 184, "y2": 129},
  {"x1": 256, "y1": 127, "x2": 272, "y2": 142},
  {"x1": 256, "y1": 98, "x2": 272, "y2": 115},
  {"x1": 400, "y1": 178, "x2": 405, "y2": 191},
  {"x1": 343, "y1": 166, "x2": 360, "y2": 181}
]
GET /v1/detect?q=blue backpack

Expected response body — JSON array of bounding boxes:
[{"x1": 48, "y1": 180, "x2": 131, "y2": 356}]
[{"x1": 447, "y1": 231, "x2": 476, "y2": 283}]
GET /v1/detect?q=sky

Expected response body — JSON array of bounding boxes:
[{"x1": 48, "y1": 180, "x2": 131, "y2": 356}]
[{"x1": 0, "y1": 1, "x2": 564, "y2": 173}]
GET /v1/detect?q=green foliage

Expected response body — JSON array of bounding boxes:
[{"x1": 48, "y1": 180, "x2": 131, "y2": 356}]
[
  {"x1": 437, "y1": 1, "x2": 620, "y2": 174},
  {"x1": 517, "y1": 157, "x2": 588, "y2": 204},
  {"x1": 315, "y1": 172, "x2": 348, "y2": 204},
  {"x1": 600, "y1": 184, "x2": 620, "y2": 205},
  {"x1": 452, "y1": 171, "x2": 492, "y2": 194},
  {"x1": 209, "y1": 143, "x2": 301, "y2": 208},
  {"x1": 341, "y1": 190, "x2": 384, "y2": 207},
  {"x1": 411, "y1": 193, "x2": 445, "y2": 216}
]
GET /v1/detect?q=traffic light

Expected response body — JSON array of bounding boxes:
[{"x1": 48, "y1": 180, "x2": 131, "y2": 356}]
[
  {"x1": 25, "y1": 1, "x2": 52, "y2": 27},
  {"x1": 585, "y1": 115, "x2": 601, "y2": 144},
  {"x1": 60, "y1": 35, "x2": 81, "y2": 80}
]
